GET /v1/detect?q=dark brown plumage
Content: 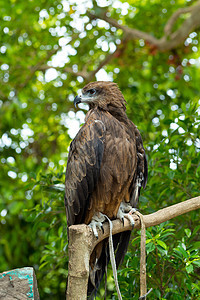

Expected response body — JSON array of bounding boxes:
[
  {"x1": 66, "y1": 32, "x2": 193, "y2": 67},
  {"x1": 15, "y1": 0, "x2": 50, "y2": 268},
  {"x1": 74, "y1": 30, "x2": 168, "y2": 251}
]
[{"x1": 65, "y1": 81, "x2": 147, "y2": 297}]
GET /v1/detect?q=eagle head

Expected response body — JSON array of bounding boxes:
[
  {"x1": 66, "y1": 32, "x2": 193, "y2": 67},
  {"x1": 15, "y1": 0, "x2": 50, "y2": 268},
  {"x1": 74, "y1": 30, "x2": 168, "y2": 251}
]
[{"x1": 74, "y1": 81, "x2": 126, "y2": 110}]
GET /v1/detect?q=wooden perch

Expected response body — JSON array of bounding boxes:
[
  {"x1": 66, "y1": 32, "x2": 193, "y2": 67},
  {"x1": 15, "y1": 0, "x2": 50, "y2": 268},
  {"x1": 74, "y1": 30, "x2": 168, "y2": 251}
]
[
  {"x1": 66, "y1": 196, "x2": 200, "y2": 300},
  {"x1": 0, "y1": 267, "x2": 40, "y2": 300}
]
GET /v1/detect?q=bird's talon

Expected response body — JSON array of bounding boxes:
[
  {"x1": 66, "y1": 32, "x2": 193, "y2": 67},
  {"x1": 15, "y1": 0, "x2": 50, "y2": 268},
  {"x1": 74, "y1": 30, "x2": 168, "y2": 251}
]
[
  {"x1": 88, "y1": 213, "x2": 106, "y2": 238},
  {"x1": 117, "y1": 202, "x2": 136, "y2": 228}
]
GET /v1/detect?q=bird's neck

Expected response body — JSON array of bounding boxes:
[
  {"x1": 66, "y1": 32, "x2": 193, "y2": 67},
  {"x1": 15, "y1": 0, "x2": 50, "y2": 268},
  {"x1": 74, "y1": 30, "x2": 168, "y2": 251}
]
[
  {"x1": 86, "y1": 105, "x2": 129, "y2": 125},
  {"x1": 106, "y1": 105, "x2": 128, "y2": 123}
]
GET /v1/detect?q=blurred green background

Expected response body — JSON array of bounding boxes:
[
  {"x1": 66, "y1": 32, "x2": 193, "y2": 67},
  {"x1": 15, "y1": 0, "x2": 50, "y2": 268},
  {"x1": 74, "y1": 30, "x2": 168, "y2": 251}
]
[{"x1": 0, "y1": 0, "x2": 200, "y2": 299}]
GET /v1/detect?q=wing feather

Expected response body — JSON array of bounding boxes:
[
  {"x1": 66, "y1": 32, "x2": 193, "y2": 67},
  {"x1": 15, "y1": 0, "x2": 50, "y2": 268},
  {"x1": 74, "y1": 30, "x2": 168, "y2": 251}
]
[
  {"x1": 129, "y1": 125, "x2": 148, "y2": 207},
  {"x1": 65, "y1": 116, "x2": 105, "y2": 226}
]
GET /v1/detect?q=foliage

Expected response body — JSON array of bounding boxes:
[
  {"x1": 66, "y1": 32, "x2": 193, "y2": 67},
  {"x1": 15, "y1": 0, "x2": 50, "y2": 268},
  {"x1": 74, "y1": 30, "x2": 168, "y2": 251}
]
[
  {"x1": 0, "y1": 0, "x2": 199, "y2": 299},
  {"x1": 117, "y1": 223, "x2": 200, "y2": 299}
]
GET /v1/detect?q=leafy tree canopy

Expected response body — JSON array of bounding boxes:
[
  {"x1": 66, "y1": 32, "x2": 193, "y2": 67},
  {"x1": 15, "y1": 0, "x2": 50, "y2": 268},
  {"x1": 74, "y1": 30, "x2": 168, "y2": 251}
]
[{"x1": 0, "y1": 0, "x2": 200, "y2": 299}]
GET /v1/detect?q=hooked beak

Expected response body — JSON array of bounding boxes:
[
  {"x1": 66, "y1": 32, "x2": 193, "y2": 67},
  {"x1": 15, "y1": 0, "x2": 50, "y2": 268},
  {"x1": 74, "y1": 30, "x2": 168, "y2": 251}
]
[{"x1": 74, "y1": 95, "x2": 82, "y2": 107}]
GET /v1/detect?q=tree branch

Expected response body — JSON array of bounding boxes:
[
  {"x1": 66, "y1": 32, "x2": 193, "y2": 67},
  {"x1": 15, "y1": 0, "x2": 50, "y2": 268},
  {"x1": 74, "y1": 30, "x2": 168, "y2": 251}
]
[
  {"x1": 18, "y1": 34, "x2": 80, "y2": 90},
  {"x1": 39, "y1": 64, "x2": 89, "y2": 79},
  {"x1": 17, "y1": 2, "x2": 200, "y2": 89},
  {"x1": 87, "y1": 11, "x2": 158, "y2": 46},
  {"x1": 88, "y1": 1, "x2": 200, "y2": 51},
  {"x1": 66, "y1": 196, "x2": 200, "y2": 300},
  {"x1": 39, "y1": 40, "x2": 126, "y2": 82},
  {"x1": 82, "y1": 38, "x2": 128, "y2": 82},
  {"x1": 86, "y1": 49, "x2": 119, "y2": 81},
  {"x1": 19, "y1": 47, "x2": 62, "y2": 90},
  {"x1": 164, "y1": 3, "x2": 198, "y2": 36}
]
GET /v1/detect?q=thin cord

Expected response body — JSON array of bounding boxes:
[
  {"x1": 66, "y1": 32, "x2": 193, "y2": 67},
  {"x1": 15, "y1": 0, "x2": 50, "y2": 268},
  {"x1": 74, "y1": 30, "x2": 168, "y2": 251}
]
[
  {"x1": 102, "y1": 214, "x2": 122, "y2": 300},
  {"x1": 135, "y1": 211, "x2": 152, "y2": 300},
  {"x1": 101, "y1": 212, "x2": 152, "y2": 300},
  {"x1": 104, "y1": 252, "x2": 108, "y2": 300}
]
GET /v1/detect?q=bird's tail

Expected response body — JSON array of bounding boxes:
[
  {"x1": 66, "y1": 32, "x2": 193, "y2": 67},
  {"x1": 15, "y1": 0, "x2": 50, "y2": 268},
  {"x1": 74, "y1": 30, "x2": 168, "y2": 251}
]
[
  {"x1": 87, "y1": 231, "x2": 131, "y2": 298},
  {"x1": 87, "y1": 240, "x2": 108, "y2": 298}
]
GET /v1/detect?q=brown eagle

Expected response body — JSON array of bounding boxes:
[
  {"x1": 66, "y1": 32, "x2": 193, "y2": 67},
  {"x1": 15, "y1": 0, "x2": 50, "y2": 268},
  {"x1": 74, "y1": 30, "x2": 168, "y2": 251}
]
[{"x1": 65, "y1": 81, "x2": 147, "y2": 297}]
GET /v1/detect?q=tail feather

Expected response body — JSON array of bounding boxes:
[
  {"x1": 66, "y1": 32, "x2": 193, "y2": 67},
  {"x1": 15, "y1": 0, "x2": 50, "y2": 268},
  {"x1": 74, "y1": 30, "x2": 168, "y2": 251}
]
[
  {"x1": 87, "y1": 231, "x2": 131, "y2": 298},
  {"x1": 87, "y1": 241, "x2": 108, "y2": 298},
  {"x1": 115, "y1": 231, "x2": 132, "y2": 268}
]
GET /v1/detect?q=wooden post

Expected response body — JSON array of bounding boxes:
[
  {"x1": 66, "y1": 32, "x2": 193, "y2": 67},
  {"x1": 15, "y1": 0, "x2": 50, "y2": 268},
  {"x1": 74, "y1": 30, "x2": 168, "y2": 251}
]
[
  {"x1": 66, "y1": 224, "x2": 93, "y2": 300},
  {"x1": 0, "y1": 267, "x2": 40, "y2": 299}
]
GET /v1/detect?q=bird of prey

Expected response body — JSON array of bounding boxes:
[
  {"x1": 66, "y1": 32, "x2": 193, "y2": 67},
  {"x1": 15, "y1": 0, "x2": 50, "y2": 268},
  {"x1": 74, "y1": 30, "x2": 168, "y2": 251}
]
[{"x1": 65, "y1": 81, "x2": 147, "y2": 297}]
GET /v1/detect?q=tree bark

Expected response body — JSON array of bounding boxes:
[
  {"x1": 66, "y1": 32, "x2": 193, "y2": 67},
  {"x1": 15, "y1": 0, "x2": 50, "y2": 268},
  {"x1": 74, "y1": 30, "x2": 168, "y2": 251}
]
[
  {"x1": 66, "y1": 196, "x2": 200, "y2": 300},
  {"x1": 66, "y1": 225, "x2": 93, "y2": 300}
]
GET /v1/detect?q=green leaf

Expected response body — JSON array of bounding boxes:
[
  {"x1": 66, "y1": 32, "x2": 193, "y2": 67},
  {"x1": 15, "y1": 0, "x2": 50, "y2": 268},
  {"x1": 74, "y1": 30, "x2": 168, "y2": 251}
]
[
  {"x1": 186, "y1": 264, "x2": 194, "y2": 274},
  {"x1": 192, "y1": 260, "x2": 200, "y2": 267},
  {"x1": 146, "y1": 231, "x2": 153, "y2": 239},
  {"x1": 184, "y1": 228, "x2": 191, "y2": 238},
  {"x1": 39, "y1": 261, "x2": 49, "y2": 270},
  {"x1": 190, "y1": 242, "x2": 200, "y2": 251},
  {"x1": 178, "y1": 246, "x2": 188, "y2": 258},
  {"x1": 157, "y1": 245, "x2": 168, "y2": 256},
  {"x1": 157, "y1": 240, "x2": 167, "y2": 250},
  {"x1": 146, "y1": 242, "x2": 155, "y2": 254}
]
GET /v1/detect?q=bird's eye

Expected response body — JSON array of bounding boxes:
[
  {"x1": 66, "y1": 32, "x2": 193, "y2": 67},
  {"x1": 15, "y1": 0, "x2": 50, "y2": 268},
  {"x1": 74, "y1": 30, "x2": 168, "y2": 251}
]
[{"x1": 88, "y1": 89, "x2": 96, "y2": 95}]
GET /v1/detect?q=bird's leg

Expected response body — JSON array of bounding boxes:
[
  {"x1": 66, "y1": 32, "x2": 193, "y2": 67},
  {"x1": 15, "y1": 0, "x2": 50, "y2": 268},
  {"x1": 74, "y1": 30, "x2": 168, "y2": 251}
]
[
  {"x1": 117, "y1": 202, "x2": 137, "y2": 228},
  {"x1": 88, "y1": 212, "x2": 106, "y2": 239}
]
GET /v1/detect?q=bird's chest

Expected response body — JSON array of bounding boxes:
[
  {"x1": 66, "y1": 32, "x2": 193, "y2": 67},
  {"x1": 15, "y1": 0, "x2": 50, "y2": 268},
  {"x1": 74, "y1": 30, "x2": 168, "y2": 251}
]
[{"x1": 86, "y1": 132, "x2": 136, "y2": 220}]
